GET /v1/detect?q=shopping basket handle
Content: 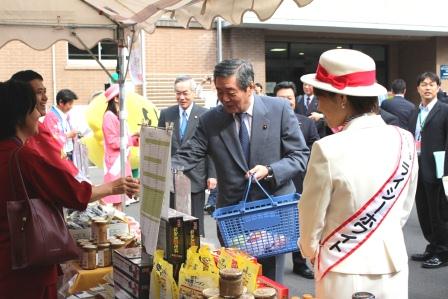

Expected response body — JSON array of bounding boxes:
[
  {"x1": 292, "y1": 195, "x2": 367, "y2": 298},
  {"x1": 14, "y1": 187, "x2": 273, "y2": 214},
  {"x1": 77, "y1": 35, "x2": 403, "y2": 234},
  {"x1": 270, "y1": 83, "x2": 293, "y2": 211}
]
[{"x1": 241, "y1": 175, "x2": 276, "y2": 212}]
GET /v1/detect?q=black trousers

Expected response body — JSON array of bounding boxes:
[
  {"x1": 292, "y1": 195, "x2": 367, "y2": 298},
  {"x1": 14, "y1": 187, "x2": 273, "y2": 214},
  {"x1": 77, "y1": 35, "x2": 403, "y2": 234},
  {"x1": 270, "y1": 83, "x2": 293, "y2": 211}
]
[{"x1": 415, "y1": 178, "x2": 448, "y2": 254}]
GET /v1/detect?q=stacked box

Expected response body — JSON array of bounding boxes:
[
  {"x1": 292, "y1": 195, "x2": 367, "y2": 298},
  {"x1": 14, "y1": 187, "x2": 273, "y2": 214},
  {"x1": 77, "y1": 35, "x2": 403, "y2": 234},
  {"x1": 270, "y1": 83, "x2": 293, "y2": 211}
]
[
  {"x1": 157, "y1": 209, "x2": 186, "y2": 264},
  {"x1": 112, "y1": 247, "x2": 153, "y2": 299},
  {"x1": 178, "y1": 213, "x2": 200, "y2": 252}
]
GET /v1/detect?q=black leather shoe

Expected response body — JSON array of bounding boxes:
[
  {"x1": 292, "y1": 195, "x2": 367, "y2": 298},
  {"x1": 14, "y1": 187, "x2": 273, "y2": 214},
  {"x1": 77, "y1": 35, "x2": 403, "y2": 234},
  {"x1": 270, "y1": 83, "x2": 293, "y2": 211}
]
[
  {"x1": 293, "y1": 264, "x2": 314, "y2": 279},
  {"x1": 411, "y1": 251, "x2": 433, "y2": 261},
  {"x1": 422, "y1": 255, "x2": 448, "y2": 269}
]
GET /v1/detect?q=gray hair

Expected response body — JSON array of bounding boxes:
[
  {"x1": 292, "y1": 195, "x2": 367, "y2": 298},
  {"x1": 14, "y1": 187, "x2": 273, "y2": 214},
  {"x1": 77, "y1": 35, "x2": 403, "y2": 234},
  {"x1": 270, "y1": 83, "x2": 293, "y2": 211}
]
[
  {"x1": 213, "y1": 59, "x2": 254, "y2": 90},
  {"x1": 174, "y1": 75, "x2": 197, "y2": 92}
]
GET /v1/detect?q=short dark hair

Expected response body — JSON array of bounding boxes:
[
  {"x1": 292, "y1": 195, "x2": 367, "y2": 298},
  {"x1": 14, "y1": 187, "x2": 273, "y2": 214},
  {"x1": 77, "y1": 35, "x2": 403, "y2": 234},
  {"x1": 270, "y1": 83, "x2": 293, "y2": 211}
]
[
  {"x1": 213, "y1": 59, "x2": 254, "y2": 90},
  {"x1": 255, "y1": 82, "x2": 263, "y2": 89},
  {"x1": 0, "y1": 80, "x2": 37, "y2": 140},
  {"x1": 390, "y1": 79, "x2": 406, "y2": 94},
  {"x1": 56, "y1": 89, "x2": 78, "y2": 105},
  {"x1": 10, "y1": 70, "x2": 43, "y2": 82},
  {"x1": 417, "y1": 72, "x2": 440, "y2": 86},
  {"x1": 274, "y1": 81, "x2": 297, "y2": 97},
  {"x1": 314, "y1": 88, "x2": 378, "y2": 114}
]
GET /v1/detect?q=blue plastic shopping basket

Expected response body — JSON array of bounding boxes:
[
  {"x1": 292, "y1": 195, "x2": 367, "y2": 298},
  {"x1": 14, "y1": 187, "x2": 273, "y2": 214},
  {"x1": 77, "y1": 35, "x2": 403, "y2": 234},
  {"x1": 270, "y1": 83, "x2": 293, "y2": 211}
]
[{"x1": 212, "y1": 177, "x2": 300, "y2": 259}]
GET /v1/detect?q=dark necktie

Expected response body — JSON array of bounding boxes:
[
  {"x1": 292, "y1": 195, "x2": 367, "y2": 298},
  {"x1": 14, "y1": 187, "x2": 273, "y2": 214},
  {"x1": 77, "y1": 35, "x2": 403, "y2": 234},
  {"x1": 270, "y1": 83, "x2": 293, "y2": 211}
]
[
  {"x1": 306, "y1": 96, "x2": 312, "y2": 110},
  {"x1": 179, "y1": 110, "x2": 188, "y2": 141},
  {"x1": 236, "y1": 113, "x2": 250, "y2": 164}
]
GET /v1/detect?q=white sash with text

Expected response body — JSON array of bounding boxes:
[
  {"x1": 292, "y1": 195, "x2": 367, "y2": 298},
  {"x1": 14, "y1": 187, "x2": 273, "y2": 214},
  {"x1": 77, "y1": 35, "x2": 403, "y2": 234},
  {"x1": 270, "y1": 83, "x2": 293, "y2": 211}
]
[{"x1": 316, "y1": 127, "x2": 416, "y2": 281}]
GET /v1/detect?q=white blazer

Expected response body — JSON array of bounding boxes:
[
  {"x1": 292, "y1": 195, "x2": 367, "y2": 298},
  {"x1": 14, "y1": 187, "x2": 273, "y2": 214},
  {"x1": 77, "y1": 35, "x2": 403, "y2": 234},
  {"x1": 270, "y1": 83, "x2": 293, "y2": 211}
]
[{"x1": 299, "y1": 115, "x2": 418, "y2": 275}]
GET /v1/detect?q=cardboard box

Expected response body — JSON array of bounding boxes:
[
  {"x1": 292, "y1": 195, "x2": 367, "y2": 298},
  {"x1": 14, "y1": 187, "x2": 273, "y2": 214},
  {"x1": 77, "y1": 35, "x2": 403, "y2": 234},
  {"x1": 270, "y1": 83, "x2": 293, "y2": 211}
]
[
  {"x1": 256, "y1": 275, "x2": 289, "y2": 299},
  {"x1": 113, "y1": 268, "x2": 149, "y2": 299},
  {"x1": 112, "y1": 247, "x2": 153, "y2": 284}
]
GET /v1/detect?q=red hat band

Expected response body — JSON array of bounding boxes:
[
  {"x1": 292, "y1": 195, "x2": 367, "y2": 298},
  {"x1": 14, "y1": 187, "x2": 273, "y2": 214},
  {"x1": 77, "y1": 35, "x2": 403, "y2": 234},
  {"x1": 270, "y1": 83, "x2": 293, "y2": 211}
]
[{"x1": 315, "y1": 64, "x2": 376, "y2": 90}]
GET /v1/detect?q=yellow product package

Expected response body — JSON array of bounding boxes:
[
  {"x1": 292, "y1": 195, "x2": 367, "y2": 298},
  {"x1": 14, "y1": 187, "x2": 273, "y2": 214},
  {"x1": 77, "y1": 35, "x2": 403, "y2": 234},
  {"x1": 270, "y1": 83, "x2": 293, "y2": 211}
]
[
  {"x1": 150, "y1": 250, "x2": 179, "y2": 299},
  {"x1": 178, "y1": 264, "x2": 219, "y2": 298},
  {"x1": 237, "y1": 255, "x2": 261, "y2": 293},
  {"x1": 185, "y1": 246, "x2": 200, "y2": 270},
  {"x1": 216, "y1": 248, "x2": 237, "y2": 269},
  {"x1": 198, "y1": 245, "x2": 219, "y2": 274}
]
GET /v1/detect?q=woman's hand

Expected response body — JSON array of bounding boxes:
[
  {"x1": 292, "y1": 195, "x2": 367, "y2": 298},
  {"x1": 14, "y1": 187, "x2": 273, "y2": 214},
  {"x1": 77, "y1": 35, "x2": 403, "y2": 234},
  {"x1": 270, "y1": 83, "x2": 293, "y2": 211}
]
[
  {"x1": 111, "y1": 176, "x2": 140, "y2": 198},
  {"x1": 90, "y1": 176, "x2": 140, "y2": 202}
]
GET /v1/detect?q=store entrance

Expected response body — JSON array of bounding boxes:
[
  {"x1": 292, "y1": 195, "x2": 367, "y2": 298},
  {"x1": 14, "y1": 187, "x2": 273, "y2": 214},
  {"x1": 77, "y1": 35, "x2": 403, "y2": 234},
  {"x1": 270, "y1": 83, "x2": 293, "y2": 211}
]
[{"x1": 265, "y1": 42, "x2": 387, "y2": 95}]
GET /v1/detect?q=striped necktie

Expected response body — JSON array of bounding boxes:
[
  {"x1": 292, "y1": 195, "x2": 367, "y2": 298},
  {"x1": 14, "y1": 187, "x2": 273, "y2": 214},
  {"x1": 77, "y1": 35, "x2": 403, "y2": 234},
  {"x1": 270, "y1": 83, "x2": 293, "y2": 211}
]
[{"x1": 236, "y1": 112, "x2": 250, "y2": 164}]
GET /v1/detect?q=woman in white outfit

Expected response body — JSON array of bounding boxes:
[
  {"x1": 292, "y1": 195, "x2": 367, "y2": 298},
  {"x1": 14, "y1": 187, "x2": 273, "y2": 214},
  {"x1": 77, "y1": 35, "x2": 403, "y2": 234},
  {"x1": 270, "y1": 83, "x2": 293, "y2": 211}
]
[{"x1": 298, "y1": 49, "x2": 418, "y2": 299}]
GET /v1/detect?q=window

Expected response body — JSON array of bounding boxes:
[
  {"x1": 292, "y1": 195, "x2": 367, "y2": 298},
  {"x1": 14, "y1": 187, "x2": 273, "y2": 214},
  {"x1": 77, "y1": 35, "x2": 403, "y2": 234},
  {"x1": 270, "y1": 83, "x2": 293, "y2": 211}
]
[{"x1": 67, "y1": 41, "x2": 118, "y2": 67}]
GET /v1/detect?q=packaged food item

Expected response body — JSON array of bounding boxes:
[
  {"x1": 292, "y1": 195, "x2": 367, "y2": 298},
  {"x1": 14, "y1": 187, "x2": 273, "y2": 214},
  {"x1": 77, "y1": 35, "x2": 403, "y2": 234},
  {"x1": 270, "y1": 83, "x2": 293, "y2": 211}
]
[
  {"x1": 97, "y1": 243, "x2": 111, "y2": 267},
  {"x1": 219, "y1": 268, "x2": 243, "y2": 298},
  {"x1": 202, "y1": 288, "x2": 219, "y2": 298},
  {"x1": 256, "y1": 276, "x2": 288, "y2": 299},
  {"x1": 253, "y1": 287, "x2": 277, "y2": 299},
  {"x1": 150, "y1": 250, "x2": 178, "y2": 299},
  {"x1": 91, "y1": 217, "x2": 108, "y2": 244},
  {"x1": 81, "y1": 244, "x2": 97, "y2": 270}
]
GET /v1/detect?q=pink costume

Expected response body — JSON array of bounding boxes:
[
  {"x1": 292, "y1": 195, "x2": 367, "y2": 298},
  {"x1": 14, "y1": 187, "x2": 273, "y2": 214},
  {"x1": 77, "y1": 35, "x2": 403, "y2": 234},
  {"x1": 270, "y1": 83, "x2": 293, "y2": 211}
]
[
  {"x1": 102, "y1": 85, "x2": 138, "y2": 204},
  {"x1": 42, "y1": 106, "x2": 72, "y2": 150}
]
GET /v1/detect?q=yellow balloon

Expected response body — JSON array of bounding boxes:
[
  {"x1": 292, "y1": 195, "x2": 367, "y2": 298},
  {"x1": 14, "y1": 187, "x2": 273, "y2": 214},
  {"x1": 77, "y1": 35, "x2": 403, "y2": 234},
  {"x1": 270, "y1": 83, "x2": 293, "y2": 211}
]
[{"x1": 85, "y1": 91, "x2": 159, "y2": 169}]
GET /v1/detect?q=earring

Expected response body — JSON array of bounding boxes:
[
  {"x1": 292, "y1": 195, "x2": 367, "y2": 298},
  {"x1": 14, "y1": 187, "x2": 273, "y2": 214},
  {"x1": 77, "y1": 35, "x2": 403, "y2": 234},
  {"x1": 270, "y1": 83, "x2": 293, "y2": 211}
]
[{"x1": 341, "y1": 103, "x2": 346, "y2": 109}]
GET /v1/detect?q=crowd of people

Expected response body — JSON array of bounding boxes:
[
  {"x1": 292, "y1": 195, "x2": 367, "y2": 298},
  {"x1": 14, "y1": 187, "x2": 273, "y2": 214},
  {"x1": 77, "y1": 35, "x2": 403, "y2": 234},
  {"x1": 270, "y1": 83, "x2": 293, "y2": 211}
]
[{"x1": 1, "y1": 46, "x2": 448, "y2": 299}]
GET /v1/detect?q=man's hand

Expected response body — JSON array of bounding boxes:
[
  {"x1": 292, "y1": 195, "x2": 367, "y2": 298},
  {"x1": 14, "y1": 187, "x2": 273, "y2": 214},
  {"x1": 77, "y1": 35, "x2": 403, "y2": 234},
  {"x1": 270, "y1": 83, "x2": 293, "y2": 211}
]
[
  {"x1": 308, "y1": 112, "x2": 324, "y2": 121},
  {"x1": 246, "y1": 165, "x2": 269, "y2": 181},
  {"x1": 207, "y1": 178, "x2": 217, "y2": 190}
]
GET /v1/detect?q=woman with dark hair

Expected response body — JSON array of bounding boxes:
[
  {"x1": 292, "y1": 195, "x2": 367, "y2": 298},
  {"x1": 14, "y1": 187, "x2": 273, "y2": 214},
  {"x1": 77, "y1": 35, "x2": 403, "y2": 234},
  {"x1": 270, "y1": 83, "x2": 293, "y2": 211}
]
[
  {"x1": 0, "y1": 80, "x2": 140, "y2": 299},
  {"x1": 298, "y1": 49, "x2": 418, "y2": 298},
  {"x1": 102, "y1": 84, "x2": 139, "y2": 210}
]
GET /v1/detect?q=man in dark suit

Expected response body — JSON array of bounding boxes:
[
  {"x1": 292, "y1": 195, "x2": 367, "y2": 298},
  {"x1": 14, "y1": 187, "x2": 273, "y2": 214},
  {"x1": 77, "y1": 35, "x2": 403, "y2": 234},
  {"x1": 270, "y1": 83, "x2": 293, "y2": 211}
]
[
  {"x1": 380, "y1": 78, "x2": 415, "y2": 130},
  {"x1": 379, "y1": 108, "x2": 400, "y2": 126},
  {"x1": 274, "y1": 81, "x2": 318, "y2": 279},
  {"x1": 408, "y1": 72, "x2": 448, "y2": 268},
  {"x1": 295, "y1": 83, "x2": 327, "y2": 137},
  {"x1": 158, "y1": 75, "x2": 216, "y2": 236},
  {"x1": 172, "y1": 59, "x2": 310, "y2": 283}
]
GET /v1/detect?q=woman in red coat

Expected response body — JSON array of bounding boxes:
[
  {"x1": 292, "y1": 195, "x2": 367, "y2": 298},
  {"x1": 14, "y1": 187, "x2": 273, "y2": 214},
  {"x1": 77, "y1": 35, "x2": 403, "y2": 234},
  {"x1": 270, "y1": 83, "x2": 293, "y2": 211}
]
[{"x1": 0, "y1": 80, "x2": 140, "y2": 298}]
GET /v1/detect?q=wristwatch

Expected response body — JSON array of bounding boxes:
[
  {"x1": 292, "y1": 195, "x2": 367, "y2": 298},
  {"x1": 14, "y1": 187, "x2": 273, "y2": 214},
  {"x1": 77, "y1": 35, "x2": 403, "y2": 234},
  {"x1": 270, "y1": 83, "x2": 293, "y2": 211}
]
[{"x1": 265, "y1": 165, "x2": 274, "y2": 180}]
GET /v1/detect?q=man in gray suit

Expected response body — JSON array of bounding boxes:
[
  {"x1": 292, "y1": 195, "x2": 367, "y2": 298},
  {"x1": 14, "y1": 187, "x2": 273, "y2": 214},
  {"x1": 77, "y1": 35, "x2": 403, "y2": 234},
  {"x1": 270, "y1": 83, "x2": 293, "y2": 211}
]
[
  {"x1": 172, "y1": 59, "x2": 310, "y2": 283},
  {"x1": 158, "y1": 75, "x2": 217, "y2": 236}
]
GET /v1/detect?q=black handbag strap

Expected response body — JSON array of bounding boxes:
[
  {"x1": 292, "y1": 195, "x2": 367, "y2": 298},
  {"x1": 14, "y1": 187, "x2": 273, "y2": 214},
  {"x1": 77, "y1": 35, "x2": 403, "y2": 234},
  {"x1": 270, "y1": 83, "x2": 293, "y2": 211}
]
[{"x1": 8, "y1": 146, "x2": 30, "y2": 203}]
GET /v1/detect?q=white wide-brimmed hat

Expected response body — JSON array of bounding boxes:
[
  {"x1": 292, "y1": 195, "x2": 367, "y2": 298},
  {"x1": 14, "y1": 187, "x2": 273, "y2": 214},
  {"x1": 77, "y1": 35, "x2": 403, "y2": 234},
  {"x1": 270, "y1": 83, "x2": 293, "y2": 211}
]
[{"x1": 301, "y1": 49, "x2": 387, "y2": 97}]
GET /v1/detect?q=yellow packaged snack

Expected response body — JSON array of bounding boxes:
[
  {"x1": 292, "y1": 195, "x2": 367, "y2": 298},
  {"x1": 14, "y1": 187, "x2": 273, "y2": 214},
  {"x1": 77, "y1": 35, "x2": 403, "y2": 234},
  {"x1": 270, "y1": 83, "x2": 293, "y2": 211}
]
[
  {"x1": 150, "y1": 250, "x2": 179, "y2": 299},
  {"x1": 237, "y1": 255, "x2": 261, "y2": 293}
]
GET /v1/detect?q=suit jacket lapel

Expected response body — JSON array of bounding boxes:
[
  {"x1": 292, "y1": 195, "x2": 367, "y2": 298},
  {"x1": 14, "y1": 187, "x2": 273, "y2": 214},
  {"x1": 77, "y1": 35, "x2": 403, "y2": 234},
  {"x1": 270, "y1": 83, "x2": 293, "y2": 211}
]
[
  {"x1": 182, "y1": 103, "x2": 199, "y2": 144},
  {"x1": 218, "y1": 108, "x2": 248, "y2": 172},
  {"x1": 250, "y1": 96, "x2": 270, "y2": 167},
  {"x1": 423, "y1": 101, "x2": 442, "y2": 128},
  {"x1": 172, "y1": 106, "x2": 182, "y2": 145},
  {"x1": 409, "y1": 108, "x2": 418, "y2": 134}
]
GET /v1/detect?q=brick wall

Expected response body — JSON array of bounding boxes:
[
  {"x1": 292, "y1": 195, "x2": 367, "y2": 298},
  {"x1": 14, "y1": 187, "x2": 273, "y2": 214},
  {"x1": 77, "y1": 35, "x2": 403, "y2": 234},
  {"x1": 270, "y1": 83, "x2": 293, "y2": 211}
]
[
  {"x1": 223, "y1": 28, "x2": 266, "y2": 86},
  {"x1": 0, "y1": 40, "x2": 113, "y2": 106}
]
